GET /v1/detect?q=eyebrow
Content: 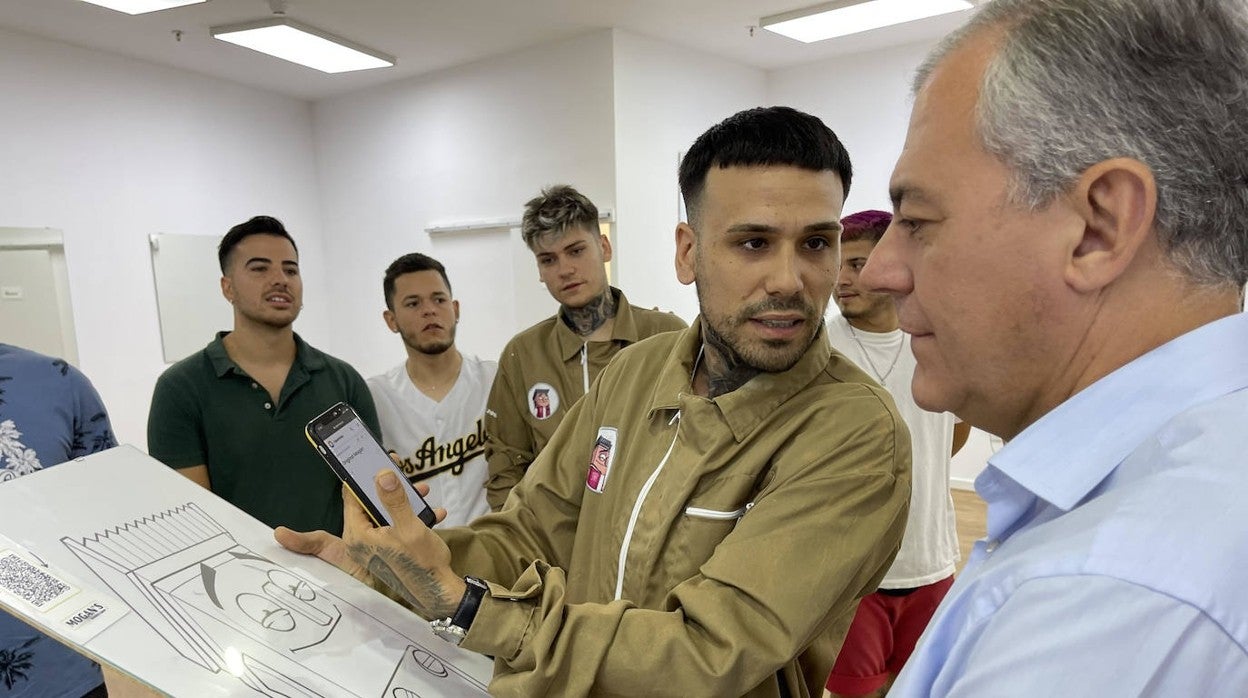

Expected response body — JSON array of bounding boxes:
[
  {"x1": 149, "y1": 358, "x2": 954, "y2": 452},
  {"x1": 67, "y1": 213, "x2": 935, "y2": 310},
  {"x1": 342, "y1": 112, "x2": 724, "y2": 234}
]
[
  {"x1": 725, "y1": 221, "x2": 843, "y2": 234},
  {"x1": 401, "y1": 292, "x2": 448, "y2": 301},
  {"x1": 244, "y1": 257, "x2": 299, "y2": 267},
  {"x1": 889, "y1": 183, "x2": 938, "y2": 209}
]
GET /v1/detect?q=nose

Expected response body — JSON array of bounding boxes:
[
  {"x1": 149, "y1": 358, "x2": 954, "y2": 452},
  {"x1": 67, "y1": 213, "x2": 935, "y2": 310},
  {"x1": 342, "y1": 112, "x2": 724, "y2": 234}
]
[
  {"x1": 764, "y1": 246, "x2": 805, "y2": 297},
  {"x1": 837, "y1": 264, "x2": 855, "y2": 289},
  {"x1": 859, "y1": 226, "x2": 912, "y2": 297}
]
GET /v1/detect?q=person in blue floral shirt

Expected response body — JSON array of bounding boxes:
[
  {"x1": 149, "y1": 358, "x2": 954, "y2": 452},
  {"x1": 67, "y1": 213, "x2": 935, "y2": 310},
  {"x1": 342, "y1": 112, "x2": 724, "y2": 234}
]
[{"x1": 0, "y1": 343, "x2": 115, "y2": 697}]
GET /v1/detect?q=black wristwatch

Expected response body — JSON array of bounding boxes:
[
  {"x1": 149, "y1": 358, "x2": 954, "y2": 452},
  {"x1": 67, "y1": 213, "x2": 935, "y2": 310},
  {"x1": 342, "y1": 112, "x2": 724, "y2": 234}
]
[{"x1": 431, "y1": 576, "x2": 489, "y2": 646}]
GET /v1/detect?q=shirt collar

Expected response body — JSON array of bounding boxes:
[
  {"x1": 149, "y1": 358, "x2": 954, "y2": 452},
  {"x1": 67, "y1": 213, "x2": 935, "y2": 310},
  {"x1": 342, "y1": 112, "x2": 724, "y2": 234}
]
[
  {"x1": 987, "y1": 311, "x2": 1248, "y2": 513},
  {"x1": 554, "y1": 287, "x2": 640, "y2": 361},
  {"x1": 206, "y1": 331, "x2": 325, "y2": 378},
  {"x1": 646, "y1": 318, "x2": 833, "y2": 442}
]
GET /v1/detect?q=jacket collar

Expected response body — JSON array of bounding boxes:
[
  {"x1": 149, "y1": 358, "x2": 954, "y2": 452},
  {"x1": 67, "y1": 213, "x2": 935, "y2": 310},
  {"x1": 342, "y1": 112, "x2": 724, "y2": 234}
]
[
  {"x1": 553, "y1": 287, "x2": 641, "y2": 361},
  {"x1": 647, "y1": 318, "x2": 832, "y2": 442}
]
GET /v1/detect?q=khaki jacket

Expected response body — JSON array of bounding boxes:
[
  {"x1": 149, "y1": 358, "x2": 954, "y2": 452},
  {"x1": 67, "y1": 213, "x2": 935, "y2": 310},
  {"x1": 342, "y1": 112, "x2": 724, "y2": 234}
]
[
  {"x1": 442, "y1": 321, "x2": 911, "y2": 697},
  {"x1": 483, "y1": 287, "x2": 686, "y2": 510}
]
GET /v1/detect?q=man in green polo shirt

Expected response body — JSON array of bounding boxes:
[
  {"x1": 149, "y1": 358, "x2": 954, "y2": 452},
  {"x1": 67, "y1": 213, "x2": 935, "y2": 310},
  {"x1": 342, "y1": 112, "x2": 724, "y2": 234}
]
[
  {"x1": 483, "y1": 184, "x2": 687, "y2": 510},
  {"x1": 147, "y1": 215, "x2": 378, "y2": 535}
]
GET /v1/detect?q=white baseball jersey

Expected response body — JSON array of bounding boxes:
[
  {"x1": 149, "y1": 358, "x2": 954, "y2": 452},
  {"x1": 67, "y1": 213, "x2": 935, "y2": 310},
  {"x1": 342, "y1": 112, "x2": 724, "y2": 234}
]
[{"x1": 368, "y1": 354, "x2": 498, "y2": 528}]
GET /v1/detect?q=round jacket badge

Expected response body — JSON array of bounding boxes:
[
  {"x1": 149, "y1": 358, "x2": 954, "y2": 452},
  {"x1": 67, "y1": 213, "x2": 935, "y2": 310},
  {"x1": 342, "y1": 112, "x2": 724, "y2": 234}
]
[{"x1": 527, "y1": 383, "x2": 559, "y2": 420}]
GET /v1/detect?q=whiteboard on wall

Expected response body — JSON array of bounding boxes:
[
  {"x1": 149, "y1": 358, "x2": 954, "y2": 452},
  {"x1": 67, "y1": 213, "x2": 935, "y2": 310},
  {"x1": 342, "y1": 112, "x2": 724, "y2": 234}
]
[{"x1": 150, "y1": 233, "x2": 232, "y2": 364}]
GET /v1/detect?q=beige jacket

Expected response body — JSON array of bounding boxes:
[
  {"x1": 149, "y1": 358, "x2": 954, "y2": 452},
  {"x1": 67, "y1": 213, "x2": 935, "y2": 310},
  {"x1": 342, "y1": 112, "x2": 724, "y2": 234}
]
[
  {"x1": 441, "y1": 321, "x2": 911, "y2": 697},
  {"x1": 483, "y1": 287, "x2": 686, "y2": 510}
]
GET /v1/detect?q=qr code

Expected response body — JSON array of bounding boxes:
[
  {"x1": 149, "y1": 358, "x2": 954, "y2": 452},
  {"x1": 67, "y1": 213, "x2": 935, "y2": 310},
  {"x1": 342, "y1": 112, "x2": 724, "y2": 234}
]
[{"x1": 0, "y1": 551, "x2": 74, "y2": 611}]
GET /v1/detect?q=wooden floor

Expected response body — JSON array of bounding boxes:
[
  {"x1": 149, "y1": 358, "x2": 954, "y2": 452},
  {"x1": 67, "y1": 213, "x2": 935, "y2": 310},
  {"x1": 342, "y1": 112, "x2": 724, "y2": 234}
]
[{"x1": 952, "y1": 488, "x2": 987, "y2": 572}]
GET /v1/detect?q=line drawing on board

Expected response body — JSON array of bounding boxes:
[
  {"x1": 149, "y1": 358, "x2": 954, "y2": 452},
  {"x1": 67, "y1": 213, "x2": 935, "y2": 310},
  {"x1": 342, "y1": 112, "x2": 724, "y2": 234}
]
[{"x1": 61, "y1": 503, "x2": 488, "y2": 698}]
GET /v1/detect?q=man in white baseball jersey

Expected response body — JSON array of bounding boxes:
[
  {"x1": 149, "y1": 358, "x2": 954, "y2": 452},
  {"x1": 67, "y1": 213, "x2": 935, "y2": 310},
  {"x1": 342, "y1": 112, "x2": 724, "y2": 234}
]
[{"x1": 368, "y1": 253, "x2": 497, "y2": 527}]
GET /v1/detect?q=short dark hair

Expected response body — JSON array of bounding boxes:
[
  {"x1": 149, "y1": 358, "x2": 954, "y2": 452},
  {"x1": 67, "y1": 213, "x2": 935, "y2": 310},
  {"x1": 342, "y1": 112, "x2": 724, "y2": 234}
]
[
  {"x1": 678, "y1": 106, "x2": 853, "y2": 226},
  {"x1": 218, "y1": 215, "x2": 298, "y2": 273},
  {"x1": 521, "y1": 185, "x2": 600, "y2": 250},
  {"x1": 383, "y1": 253, "x2": 452, "y2": 311},
  {"x1": 841, "y1": 210, "x2": 892, "y2": 245}
]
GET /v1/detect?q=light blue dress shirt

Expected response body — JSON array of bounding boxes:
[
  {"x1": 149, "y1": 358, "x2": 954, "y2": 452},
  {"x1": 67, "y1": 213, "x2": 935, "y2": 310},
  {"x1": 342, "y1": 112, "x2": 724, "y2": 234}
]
[{"x1": 890, "y1": 312, "x2": 1248, "y2": 697}]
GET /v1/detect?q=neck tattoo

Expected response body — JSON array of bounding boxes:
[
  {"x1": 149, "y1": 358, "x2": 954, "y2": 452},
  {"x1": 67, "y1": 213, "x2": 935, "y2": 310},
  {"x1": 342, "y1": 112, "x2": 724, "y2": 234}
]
[
  {"x1": 847, "y1": 324, "x2": 905, "y2": 383},
  {"x1": 561, "y1": 289, "x2": 618, "y2": 337},
  {"x1": 701, "y1": 321, "x2": 760, "y2": 398}
]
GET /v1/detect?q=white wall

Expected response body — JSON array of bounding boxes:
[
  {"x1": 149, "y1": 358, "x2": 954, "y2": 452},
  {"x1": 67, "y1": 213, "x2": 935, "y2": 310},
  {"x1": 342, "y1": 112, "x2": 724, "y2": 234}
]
[
  {"x1": 0, "y1": 27, "x2": 326, "y2": 449},
  {"x1": 611, "y1": 30, "x2": 768, "y2": 322},
  {"x1": 1, "y1": 23, "x2": 995, "y2": 482},
  {"x1": 769, "y1": 40, "x2": 995, "y2": 487},
  {"x1": 314, "y1": 31, "x2": 617, "y2": 378},
  {"x1": 768, "y1": 39, "x2": 936, "y2": 215}
]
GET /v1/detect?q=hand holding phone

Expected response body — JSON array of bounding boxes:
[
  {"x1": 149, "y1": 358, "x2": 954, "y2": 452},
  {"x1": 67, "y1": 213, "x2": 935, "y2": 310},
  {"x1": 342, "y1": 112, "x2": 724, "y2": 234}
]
[{"x1": 306, "y1": 402, "x2": 437, "y2": 528}]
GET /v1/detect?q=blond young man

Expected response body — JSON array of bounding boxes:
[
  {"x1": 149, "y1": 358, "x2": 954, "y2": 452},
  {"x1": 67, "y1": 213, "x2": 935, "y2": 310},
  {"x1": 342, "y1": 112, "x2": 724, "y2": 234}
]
[{"x1": 483, "y1": 185, "x2": 685, "y2": 510}]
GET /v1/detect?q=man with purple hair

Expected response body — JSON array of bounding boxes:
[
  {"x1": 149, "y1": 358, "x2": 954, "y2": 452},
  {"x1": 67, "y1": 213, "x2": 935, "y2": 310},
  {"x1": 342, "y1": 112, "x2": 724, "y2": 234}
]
[{"x1": 823, "y1": 210, "x2": 969, "y2": 698}]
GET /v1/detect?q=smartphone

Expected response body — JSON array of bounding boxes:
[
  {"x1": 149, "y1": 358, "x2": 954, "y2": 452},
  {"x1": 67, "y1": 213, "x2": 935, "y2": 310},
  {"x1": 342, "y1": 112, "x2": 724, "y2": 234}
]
[{"x1": 306, "y1": 402, "x2": 437, "y2": 528}]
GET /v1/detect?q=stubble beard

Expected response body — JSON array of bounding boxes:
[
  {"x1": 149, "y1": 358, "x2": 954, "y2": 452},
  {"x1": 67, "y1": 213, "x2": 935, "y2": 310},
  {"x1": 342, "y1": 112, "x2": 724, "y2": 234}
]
[
  {"x1": 401, "y1": 325, "x2": 455, "y2": 356},
  {"x1": 698, "y1": 285, "x2": 821, "y2": 374},
  {"x1": 238, "y1": 303, "x2": 298, "y2": 331},
  {"x1": 837, "y1": 292, "x2": 892, "y2": 326}
]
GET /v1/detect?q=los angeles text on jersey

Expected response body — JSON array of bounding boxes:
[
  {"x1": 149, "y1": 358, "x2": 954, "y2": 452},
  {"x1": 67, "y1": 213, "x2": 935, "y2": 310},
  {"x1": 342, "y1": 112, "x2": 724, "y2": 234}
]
[{"x1": 399, "y1": 418, "x2": 486, "y2": 483}]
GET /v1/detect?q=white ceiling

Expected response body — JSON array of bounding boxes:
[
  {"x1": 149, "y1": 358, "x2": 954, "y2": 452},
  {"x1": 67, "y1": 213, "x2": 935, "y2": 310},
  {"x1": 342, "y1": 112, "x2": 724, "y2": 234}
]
[{"x1": 0, "y1": 0, "x2": 977, "y2": 101}]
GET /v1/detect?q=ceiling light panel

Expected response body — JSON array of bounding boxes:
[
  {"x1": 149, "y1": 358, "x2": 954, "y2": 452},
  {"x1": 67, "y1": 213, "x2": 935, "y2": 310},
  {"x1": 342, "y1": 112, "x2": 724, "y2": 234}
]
[
  {"x1": 211, "y1": 19, "x2": 395, "y2": 74},
  {"x1": 77, "y1": 0, "x2": 207, "y2": 14},
  {"x1": 762, "y1": 0, "x2": 974, "y2": 43}
]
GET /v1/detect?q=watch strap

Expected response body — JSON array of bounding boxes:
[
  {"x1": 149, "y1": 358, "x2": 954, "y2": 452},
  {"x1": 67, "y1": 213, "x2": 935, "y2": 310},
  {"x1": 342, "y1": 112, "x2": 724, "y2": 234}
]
[{"x1": 450, "y1": 575, "x2": 489, "y2": 633}]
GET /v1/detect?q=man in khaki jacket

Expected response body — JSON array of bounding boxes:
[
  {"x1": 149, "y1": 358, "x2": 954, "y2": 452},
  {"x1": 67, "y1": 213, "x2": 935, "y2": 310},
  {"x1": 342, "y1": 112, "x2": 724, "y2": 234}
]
[
  {"x1": 484, "y1": 184, "x2": 686, "y2": 510},
  {"x1": 278, "y1": 106, "x2": 911, "y2": 698}
]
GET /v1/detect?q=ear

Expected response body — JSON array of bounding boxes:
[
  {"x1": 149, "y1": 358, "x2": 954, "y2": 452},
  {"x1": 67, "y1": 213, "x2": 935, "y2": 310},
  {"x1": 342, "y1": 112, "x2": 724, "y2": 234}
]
[
  {"x1": 220, "y1": 276, "x2": 235, "y2": 304},
  {"x1": 1065, "y1": 157, "x2": 1157, "y2": 293},
  {"x1": 675, "y1": 222, "x2": 697, "y2": 286},
  {"x1": 452, "y1": 299, "x2": 461, "y2": 323},
  {"x1": 599, "y1": 233, "x2": 613, "y2": 263},
  {"x1": 383, "y1": 309, "x2": 399, "y2": 333}
]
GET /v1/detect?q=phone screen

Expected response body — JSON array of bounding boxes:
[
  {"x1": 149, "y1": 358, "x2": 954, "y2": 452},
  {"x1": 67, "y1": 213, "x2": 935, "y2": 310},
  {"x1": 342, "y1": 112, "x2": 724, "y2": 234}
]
[{"x1": 309, "y1": 404, "x2": 436, "y2": 528}]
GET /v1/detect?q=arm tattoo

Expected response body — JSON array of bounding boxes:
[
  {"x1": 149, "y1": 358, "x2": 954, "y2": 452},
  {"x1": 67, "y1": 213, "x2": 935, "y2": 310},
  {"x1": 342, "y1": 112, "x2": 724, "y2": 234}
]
[
  {"x1": 560, "y1": 288, "x2": 618, "y2": 336},
  {"x1": 701, "y1": 319, "x2": 760, "y2": 398},
  {"x1": 349, "y1": 543, "x2": 458, "y2": 620}
]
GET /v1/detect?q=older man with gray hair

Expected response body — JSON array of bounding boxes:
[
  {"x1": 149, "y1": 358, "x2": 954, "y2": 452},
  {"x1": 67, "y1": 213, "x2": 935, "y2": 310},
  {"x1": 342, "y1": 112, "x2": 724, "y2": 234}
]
[{"x1": 861, "y1": 0, "x2": 1248, "y2": 695}]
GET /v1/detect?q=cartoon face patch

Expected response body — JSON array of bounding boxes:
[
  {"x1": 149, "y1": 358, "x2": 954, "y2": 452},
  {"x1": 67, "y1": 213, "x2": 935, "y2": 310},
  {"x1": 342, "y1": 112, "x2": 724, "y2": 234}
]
[
  {"x1": 527, "y1": 383, "x2": 560, "y2": 420},
  {"x1": 586, "y1": 427, "x2": 618, "y2": 494}
]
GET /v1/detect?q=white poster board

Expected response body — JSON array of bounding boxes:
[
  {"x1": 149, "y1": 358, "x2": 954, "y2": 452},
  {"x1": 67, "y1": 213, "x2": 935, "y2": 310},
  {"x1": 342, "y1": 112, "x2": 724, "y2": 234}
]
[
  {"x1": 149, "y1": 234, "x2": 233, "y2": 364},
  {"x1": 0, "y1": 446, "x2": 492, "y2": 697}
]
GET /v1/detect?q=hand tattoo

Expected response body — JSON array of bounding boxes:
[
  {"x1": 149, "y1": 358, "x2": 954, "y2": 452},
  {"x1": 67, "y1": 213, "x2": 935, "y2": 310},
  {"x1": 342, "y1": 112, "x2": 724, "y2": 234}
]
[
  {"x1": 701, "y1": 319, "x2": 761, "y2": 398},
  {"x1": 561, "y1": 288, "x2": 618, "y2": 336},
  {"x1": 348, "y1": 542, "x2": 457, "y2": 620}
]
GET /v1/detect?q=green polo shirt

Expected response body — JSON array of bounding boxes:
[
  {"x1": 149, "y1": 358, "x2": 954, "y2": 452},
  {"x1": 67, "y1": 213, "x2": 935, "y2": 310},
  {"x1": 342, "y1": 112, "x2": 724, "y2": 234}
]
[{"x1": 147, "y1": 331, "x2": 379, "y2": 535}]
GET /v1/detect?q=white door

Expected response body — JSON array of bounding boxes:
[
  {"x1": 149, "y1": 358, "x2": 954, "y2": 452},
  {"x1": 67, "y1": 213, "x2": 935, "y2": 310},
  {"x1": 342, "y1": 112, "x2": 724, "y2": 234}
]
[
  {"x1": 0, "y1": 228, "x2": 77, "y2": 364},
  {"x1": 0, "y1": 248, "x2": 71, "y2": 360}
]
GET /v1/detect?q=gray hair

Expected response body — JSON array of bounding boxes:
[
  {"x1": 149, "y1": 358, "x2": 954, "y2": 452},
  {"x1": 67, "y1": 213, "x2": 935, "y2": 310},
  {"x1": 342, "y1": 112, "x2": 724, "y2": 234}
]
[
  {"x1": 918, "y1": 0, "x2": 1248, "y2": 287},
  {"x1": 521, "y1": 185, "x2": 600, "y2": 250}
]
